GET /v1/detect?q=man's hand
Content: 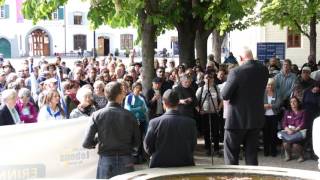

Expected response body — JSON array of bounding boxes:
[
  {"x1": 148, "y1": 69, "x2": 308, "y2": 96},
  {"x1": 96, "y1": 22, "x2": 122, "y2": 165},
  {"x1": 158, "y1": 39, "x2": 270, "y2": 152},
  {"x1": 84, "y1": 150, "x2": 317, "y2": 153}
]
[{"x1": 312, "y1": 87, "x2": 320, "y2": 93}]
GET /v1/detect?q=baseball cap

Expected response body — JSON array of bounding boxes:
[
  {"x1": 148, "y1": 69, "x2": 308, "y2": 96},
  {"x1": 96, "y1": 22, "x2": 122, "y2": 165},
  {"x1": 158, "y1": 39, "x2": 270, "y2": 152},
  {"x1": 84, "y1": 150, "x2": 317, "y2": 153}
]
[
  {"x1": 152, "y1": 77, "x2": 162, "y2": 83},
  {"x1": 302, "y1": 66, "x2": 311, "y2": 72},
  {"x1": 44, "y1": 78, "x2": 58, "y2": 84}
]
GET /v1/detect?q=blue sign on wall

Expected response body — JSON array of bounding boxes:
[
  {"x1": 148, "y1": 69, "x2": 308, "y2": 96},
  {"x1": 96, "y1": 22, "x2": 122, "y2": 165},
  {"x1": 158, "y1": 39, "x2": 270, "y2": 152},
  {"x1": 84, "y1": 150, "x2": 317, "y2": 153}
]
[{"x1": 257, "y1": 42, "x2": 285, "y2": 61}]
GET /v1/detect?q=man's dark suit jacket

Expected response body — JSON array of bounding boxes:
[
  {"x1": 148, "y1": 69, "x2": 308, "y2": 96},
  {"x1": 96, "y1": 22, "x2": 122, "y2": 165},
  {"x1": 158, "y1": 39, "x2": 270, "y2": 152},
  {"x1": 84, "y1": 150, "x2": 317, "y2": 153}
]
[
  {"x1": 144, "y1": 110, "x2": 197, "y2": 168},
  {"x1": 222, "y1": 60, "x2": 269, "y2": 129},
  {"x1": 0, "y1": 104, "x2": 15, "y2": 126}
]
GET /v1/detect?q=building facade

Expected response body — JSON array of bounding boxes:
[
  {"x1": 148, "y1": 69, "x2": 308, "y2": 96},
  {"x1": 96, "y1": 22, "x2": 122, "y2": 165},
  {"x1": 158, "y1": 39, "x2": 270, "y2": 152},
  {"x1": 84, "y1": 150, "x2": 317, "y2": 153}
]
[
  {"x1": 0, "y1": 0, "x2": 180, "y2": 59},
  {"x1": 228, "y1": 24, "x2": 320, "y2": 67}
]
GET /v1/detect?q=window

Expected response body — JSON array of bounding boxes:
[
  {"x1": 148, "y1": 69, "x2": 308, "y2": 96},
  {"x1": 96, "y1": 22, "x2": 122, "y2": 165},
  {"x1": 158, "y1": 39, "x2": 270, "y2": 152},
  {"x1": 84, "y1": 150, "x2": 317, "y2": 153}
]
[
  {"x1": 52, "y1": 7, "x2": 64, "y2": 20},
  {"x1": 74, "y1": 35, "x2": 86, "y2": 50},
  {"x1": 0, "y1": 5, "x2": 9, "y2": 19},
  {"x1": 74, "y1": 13, "x2": 82, "y2": 25},
  {"x1": 52, "y1": 10, "x2": 58, "y2": 20},
  {"x1": 120, "y1": 34, "x2": 133, "y2": 50},
  {"x1": 287, "y1": 29, "x2": 301, "y2": 48}
]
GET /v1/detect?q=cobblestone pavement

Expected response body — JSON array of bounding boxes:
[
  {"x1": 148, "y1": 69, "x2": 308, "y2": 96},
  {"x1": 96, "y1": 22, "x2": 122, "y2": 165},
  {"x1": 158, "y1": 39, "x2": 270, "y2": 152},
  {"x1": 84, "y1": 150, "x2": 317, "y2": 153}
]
[{"x1": 136, "y1": 139, "x2": 319, "y2": 172}]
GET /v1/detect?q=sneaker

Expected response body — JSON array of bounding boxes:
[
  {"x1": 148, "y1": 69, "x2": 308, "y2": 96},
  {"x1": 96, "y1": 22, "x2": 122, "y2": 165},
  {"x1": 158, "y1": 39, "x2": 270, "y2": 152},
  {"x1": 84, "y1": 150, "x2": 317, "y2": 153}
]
[
  {"x1": 297, "y1": 157, "x2": 305, "y2": 163},
  {"x1": 285, "y1": 156, "x2": 291, "y2": 161}
]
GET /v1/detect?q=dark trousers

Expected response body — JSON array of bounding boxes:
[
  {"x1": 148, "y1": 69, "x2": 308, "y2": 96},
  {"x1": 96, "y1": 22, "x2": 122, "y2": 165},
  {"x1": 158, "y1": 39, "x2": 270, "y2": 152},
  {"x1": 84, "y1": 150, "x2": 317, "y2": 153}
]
[
  {"x1": 133, "y1": 120, "x2": 148, "y2": 163},
  {"x1": 97, "y1": 155, "x2": 134, "y2": 179},
  {"x1": 201, "y1": 113, "x2": 220, "y2": 152},
  {"x1": 224, "y1": 129, "x2": 260, "y2": 165},
  {"x1": 263, "y1": 115, "x2": 279, "y2": 156}
]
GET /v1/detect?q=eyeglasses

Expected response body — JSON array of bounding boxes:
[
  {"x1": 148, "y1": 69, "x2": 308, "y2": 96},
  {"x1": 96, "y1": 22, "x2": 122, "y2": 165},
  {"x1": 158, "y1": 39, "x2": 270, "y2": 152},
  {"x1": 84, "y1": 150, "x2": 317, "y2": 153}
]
[{"x1": 157, "y1": 71, "x2": 164, "y2": 73}]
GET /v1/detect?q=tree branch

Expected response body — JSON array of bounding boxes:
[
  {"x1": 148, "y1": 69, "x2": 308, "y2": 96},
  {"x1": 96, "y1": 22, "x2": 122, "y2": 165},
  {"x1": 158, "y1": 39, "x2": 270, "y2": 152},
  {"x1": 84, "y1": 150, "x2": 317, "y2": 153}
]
[{"x1": 293, "y1": 19, "x2": 310, "y2": 39}]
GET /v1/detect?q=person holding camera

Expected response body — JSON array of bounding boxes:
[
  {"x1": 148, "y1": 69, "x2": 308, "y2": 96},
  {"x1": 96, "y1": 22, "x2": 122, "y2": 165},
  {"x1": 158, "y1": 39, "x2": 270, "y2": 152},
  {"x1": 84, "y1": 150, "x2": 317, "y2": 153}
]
[{"x1": 196, "y1": 73, "x2": 222, "y2": 156}]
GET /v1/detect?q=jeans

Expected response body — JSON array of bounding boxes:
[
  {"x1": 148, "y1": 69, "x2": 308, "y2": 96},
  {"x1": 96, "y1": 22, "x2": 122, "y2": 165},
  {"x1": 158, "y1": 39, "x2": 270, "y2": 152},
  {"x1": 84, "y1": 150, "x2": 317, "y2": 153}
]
[{"x1": 96, "y1": 155, "x2": 134, "y2": 179}]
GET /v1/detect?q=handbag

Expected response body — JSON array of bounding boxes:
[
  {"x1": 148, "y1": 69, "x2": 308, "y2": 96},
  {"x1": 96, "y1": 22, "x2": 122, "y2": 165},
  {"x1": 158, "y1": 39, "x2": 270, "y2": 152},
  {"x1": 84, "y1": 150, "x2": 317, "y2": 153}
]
[{"x1": 277, "y1": 129, "x2": 307, "y2": 143}]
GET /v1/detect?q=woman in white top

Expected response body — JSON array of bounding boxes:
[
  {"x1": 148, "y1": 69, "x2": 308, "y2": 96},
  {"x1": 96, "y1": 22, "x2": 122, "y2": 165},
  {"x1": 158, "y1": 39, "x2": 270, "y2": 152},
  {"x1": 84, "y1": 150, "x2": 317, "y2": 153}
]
[
  {"x1": 37, "y1": 89, "x2": 65, "y2": 121},
  {"x1": 263, "y1": 78, "x2": 281, "y2": 157},
  {"x1": 196, "y1": 73, "x2": 222, "y2": 155}
]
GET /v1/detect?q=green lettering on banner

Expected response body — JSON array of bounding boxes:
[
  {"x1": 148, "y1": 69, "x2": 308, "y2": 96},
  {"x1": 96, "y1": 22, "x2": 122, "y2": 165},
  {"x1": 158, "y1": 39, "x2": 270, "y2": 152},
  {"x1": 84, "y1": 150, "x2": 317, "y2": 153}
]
[{"x1": 0, "y1": 164, "x2": 45, "y2": 180}]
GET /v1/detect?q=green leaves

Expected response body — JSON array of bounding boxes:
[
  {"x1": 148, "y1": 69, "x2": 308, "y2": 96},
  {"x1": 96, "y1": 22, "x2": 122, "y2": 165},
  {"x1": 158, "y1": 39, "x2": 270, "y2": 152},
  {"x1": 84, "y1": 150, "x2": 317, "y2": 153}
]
[
  {"x1": 22, "y1": 0, "x2": 68, "y2": 24},
  {"x1": 205, "y1": 0, "x2": 256, "y2": 33},
  {"x1": 259, "y1": 0, "x2": 320, "y2": 34}
]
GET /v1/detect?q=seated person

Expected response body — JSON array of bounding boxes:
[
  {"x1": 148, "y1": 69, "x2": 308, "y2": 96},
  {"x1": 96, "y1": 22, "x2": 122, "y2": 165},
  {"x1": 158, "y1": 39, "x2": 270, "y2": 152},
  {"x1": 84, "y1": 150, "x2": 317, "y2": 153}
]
[{"x1": 281, "y1": 96, "x2": 306, "y2": 162}]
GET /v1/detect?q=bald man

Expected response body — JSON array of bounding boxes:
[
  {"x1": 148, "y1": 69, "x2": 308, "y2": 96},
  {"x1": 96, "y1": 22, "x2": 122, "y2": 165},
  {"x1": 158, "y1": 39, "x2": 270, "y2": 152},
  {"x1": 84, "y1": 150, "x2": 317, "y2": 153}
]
[{"x1": 221, "y1": 47, "x2": 268, "y2": 165}]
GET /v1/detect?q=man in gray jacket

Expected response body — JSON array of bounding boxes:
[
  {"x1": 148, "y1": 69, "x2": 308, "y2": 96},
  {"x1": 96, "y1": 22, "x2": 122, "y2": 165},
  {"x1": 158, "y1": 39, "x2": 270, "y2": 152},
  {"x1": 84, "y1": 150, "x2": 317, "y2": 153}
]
[
  {"x1": 222, "y1": 47, "x2": 268, "y2": 165},
  {"x1": 83, "y1": 81, "x2": 140, "y2": 179},
  {"x1": 144, "y1": 89, "x2": 197, "y2": 168}
]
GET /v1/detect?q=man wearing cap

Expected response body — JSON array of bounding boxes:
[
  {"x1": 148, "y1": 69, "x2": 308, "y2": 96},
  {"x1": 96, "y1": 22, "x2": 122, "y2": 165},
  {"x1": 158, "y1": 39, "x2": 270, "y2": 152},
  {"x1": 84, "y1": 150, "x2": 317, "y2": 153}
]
[
  {"x1": 144, "y1": 89, "x2": 197, "y2": 168},
  {"x1": 3, "y1": 60, "x2": 14, "y2": 75},
  {"x1": 156, "y1": 67, "x2": 173, "y2": 94},
  {"x1": 292, "y1": 66, "x2": 316, "y2": 101},
  {"x1": 146, "y1": 77, "x2": 164, "y2": 119}
]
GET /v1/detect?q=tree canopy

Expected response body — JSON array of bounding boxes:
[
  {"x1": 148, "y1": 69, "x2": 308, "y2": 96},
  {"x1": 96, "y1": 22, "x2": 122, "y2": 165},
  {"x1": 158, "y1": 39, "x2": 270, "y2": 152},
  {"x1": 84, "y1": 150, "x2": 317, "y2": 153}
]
[
  {"x1": 260, "y1": 0, "x2": 320, "y2": 61},
  {"x1": 260, "y1": 0, "x2": 320, "y2": 38}
]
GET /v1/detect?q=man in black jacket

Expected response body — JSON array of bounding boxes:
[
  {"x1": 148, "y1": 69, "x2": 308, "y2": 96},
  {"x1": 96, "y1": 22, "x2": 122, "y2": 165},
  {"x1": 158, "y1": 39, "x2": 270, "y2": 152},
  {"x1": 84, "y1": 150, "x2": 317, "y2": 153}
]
[
  {"x1": 146, "y1": 77, "x2": 164, "y2": 119},
  {"x1": 144, "y1": 89, "x2": 197, "y2": 168},
  {"x1": 83, "y1": 81, "x2": 140, "y2": 179},
  {"x1": 221, "y1": 47, "x2": 268, "y2": 165}
]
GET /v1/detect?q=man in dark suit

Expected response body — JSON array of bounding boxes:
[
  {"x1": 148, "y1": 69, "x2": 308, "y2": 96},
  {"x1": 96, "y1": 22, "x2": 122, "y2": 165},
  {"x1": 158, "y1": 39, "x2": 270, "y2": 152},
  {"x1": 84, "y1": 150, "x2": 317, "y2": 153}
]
[
  {"x1": 221, "y1": 47, "x2": 268, "y2": 165},
  {"x1": 144, "y1": 89, "x2": 197, "y2": 168}
]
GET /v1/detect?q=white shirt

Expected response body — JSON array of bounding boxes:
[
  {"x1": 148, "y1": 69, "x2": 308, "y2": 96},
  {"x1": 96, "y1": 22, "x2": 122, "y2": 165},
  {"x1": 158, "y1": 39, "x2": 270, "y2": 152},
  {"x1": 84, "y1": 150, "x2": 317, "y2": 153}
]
[
  {"x1": 37, "y1": 105, "x2": 65, "y2": 122},
  {"x1": 265, "y1": 96, "x2": 275, "y2": 116}
]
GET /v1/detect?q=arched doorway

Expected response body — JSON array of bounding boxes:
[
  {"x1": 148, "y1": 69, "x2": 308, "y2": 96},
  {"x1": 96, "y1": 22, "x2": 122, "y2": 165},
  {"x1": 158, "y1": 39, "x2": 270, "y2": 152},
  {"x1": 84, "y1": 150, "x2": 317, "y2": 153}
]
[
  {"x1": 28, "y1": 29, "x2": 50, "y2": 56},
  {"x1": 97, "y1": 36, "x2": 110, "y2": 56},
  {"x1": 0, "y1": 38, "x2": 11, "y2": 58}
]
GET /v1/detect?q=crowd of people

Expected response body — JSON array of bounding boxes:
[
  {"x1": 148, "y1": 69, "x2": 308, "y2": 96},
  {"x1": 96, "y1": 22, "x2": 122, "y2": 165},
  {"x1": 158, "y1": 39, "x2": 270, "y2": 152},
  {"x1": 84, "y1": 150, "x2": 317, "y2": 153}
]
[{"x1": 0, "y1": 48, "x2": 319, "y2": 178}]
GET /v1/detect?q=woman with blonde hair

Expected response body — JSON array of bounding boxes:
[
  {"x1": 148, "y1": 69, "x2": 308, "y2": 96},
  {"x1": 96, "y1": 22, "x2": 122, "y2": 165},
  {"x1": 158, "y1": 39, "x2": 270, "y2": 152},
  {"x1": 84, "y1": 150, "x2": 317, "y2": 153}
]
[
  {"x1": 93, "y1": 80, "x2": 107, "y2": 110},
  {"x1": 263, "y1": 78, "x2": 281, "y2": 157},
  {"x1": 37, "y1": 89, "x2": 65, "y2": 121}
]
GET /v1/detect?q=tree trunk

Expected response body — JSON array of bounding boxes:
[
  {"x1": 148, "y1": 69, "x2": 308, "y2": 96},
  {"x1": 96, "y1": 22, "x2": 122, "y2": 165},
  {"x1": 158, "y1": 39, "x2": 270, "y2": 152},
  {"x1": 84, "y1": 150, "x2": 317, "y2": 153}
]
[
  {"x1": 212, "y1": 30, "x2": 225, "y2": 64},
  {"x1": 309, "y1": 14, "x2": 317, "y2": 63},
  {"x1": 139, "y1": 10, "x2": 157, "y2": 95},
  {"x1": 195, "y1": 26, "x2": 211, "y2": 69},
  {"x1": 176, "y1": 1, "x2": 196, "y2": 68}
]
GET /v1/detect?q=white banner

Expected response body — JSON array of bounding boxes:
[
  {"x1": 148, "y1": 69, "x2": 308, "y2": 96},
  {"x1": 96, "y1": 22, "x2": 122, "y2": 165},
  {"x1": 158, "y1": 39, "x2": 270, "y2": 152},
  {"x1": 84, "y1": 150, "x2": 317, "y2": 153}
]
[
  {"x1": 0, "y1": 118, "x2": 98, "y2": 179},
  {"x1": 313, "y1": 116, "x2": 320, "y2": 170}
]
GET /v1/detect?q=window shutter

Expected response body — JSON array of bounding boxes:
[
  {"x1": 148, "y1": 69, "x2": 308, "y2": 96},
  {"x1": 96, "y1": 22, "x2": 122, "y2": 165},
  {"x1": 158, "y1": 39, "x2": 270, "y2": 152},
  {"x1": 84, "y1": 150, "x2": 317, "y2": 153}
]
[
  {"x1": 5, "y1": 5, "x2": 9, "y2": 19},
  {"x1": 58, "y1": 7, "x2": 64, "y2": 20}
]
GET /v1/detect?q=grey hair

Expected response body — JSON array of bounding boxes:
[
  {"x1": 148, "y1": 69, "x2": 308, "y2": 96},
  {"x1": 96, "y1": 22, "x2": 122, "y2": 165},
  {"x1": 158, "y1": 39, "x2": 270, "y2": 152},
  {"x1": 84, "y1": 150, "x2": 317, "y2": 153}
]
[
  {"x1": 93, "y1": 80, "x2": 105, "y2": 88},
  {"x1": 105, "y1": 81, "x2": 122, "y2": 101},
  {"x1": 18, "y1": 88, "x2": 31, "y2": 98},
  {"x1": 1, "y1": 89, "x2": 17, "y2": 103},
  {"x1": 76, "y1": 87, "x2": 93, "y2": 102}
]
